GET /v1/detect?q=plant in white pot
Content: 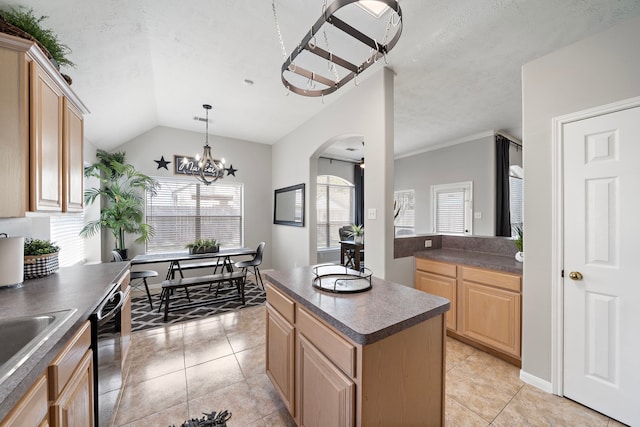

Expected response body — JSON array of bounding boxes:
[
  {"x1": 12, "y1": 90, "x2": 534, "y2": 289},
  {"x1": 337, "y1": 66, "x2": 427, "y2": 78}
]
[
  {"x1": 347, "y1": 224, "x2": 364, "y2": 244},
  {"x1": 513, "y1": 225, "x2": 523, "y2": 262}
]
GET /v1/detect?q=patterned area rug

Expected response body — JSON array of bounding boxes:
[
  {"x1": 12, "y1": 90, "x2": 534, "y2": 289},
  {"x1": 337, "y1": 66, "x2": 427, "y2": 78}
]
[{"x1": 131, "y1": 281, "x2": 266, "y2": 332}]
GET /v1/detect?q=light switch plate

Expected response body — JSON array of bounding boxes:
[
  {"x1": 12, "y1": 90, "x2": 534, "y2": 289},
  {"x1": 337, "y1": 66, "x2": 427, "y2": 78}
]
[{"x1": 367, "y1": 208, "x2": 377, "y2": 220}]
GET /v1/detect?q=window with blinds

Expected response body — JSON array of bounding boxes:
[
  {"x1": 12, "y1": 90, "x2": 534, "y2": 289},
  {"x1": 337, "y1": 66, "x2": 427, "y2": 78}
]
[
  {"x1": 50, "y1": 214, "x2": 85, "y2": 266},
  {"x1": 394, "y1": 190, "x2": 415, "y2": 236},
  {"x1": 145, "y1": 177, "x2": 243, "y2": 253},
  {"x1": 431, "y1": 181, "x2": 473, "y2": 235},
  {"x1": 317, "y1": 175, "x2": 354, "y2": 249},
  {"x1": 509, "y1": 175, "x2": 523, "y2": 235}
]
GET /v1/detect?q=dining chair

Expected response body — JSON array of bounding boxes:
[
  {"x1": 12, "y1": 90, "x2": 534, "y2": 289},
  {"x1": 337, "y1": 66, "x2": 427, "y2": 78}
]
[
  {"x1": 234, "y1": 242, "x2": 265, "y2": 290},
  {"x1": 112, "y1": 250, "x2": 157, "y2": 309},
  {"x1": 338, "y1": 226, "x2": 356, "y2": 268}
]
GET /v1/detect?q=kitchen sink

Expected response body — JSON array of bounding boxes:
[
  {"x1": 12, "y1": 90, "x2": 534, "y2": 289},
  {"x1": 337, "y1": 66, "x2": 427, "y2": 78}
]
[{"x1": 0, "y1": 309, "x2": 76, "y2": 385}]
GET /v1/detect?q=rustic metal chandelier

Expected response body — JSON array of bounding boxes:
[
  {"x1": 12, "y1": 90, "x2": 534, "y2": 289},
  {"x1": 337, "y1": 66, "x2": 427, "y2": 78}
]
[
  {"x1": 189, "y1": 104, "x2": 226, "y2": 185},
  {"x1": 272, "y1": 0, "x2": 403, "y2": 97}
]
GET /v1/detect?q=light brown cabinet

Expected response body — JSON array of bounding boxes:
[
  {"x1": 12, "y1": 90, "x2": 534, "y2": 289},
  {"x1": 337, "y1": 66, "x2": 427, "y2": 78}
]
[
  {"x1": 460, "y1": 266, "x2": 521, "y2": 359},
  {"x1": 265, "y1": 281, "x2": 445, "y2": 427},
  {"x1": 0, "y1": 374, "x2": 49, "y2": 427},
  {"x1": 62, "y1": 100, "x2": 84, "y2": 212},
  {"x1": 415, "y1": 259, "x2": 457, "y2": 330},
  {"x1": 0, "y1": 33, "x2": 88, "y2": 217},
  {"x1": 415, "y1": 258, "x2": 522, "y2": 364},
  {"x1": 30, "y1": 61, "x2": 64, "y2": 212},
  {"x1": 297, "y1": 334, "x2": 355, "y2": 427},
  {"x1": 48, "y1": 321, "x2": 94, "y2": 427},
  {"x1": 265, "y1": 305, "x2": 295, "y2": 414},
  {"x1": 50, "y1": 350, "x2": 94, "y2": 427}
]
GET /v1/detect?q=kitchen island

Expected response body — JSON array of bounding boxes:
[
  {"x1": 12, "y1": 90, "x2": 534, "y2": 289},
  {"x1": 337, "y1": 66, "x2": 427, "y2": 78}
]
[
  {"x1": 0, "y1": 262, "x2": 130, "y2": 423},
  {"x1": 265, "y1": 266, "x2": 450, "y2": 427}
]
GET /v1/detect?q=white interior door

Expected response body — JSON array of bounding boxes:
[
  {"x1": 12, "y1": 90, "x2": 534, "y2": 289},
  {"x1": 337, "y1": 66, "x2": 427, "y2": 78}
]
[{"x1": 563, "y1": 106, "x2": 640, "y2": 426}]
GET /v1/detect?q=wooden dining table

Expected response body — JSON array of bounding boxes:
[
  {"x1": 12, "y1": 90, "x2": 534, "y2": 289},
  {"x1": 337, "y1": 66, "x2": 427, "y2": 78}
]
[
  {"x1": 339, "y1": 240, "x2": 365, "y2": 271},
  {"x1": 131, "y1": 247, "x2": 255, "y2": 280}
]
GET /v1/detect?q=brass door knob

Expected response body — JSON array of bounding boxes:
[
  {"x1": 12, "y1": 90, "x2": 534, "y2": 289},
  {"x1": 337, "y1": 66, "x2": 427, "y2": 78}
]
[{"x1": 569, "y1": 271, "x2": 583, "y2": 281}]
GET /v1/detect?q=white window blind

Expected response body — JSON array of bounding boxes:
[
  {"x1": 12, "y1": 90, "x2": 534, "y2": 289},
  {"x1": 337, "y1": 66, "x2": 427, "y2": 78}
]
[
  {"x1": 317, "y1": 175, "x2": 354, "y2": 249},
  {"x1": 509, "y1": 175, "x2": 523, "y2": 235},
  {"x1": 432, "y1": 181, "x2": 472, "y2": 235},
  {"x1": 146, "y1": 177, "x2": 243, "y2": 253},
  {"x1": 50, "y1": 214, "x2": 85, "y2": 266},
  {"x1": 394, "y1": 190, "x2": 415, "y2": 236}
]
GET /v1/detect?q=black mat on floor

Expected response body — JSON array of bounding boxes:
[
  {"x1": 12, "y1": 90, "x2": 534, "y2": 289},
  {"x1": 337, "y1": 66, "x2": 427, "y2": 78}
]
[
  {"x1": 169, "y1": 410, "x2": 231, "y2": 427},
  {"x1": 131, "y1": 281, "x2": 265, "y2": 332}
]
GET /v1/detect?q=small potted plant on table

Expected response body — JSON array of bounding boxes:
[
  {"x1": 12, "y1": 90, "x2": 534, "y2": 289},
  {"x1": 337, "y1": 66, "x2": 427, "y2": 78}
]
[
  {"x1": 186, "y1": 239, "x2": 220, "y2": 255},
  {"x1": 347, "y1": 224, "x2": 364, "y2": 244},
  {"x1": 24, "y1": 238, "x2": 60, "y2": 279}
]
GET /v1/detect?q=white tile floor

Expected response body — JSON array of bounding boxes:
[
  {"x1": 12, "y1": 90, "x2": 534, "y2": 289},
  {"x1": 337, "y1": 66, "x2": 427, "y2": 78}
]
[{"x1": 113, "y1": 305, "x2": 628, "y2": 426}]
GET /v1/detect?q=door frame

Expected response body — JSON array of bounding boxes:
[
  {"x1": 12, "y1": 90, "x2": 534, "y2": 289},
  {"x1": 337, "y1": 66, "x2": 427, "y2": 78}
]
[{"x1": 550, "y1": 95, "x2": 640, "y2": 395}]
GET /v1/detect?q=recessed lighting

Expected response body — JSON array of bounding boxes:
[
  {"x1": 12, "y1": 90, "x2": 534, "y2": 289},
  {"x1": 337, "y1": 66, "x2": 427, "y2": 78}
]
[
  {"x1": 243, "y1": 79, "x2": 254, "y2": 86},
  {"x1": 356, "y1": 1, "x2": 389, "y2": 18}
]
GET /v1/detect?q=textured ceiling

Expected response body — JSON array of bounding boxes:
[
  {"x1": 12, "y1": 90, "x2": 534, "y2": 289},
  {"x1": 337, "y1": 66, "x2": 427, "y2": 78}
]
[{"x1": 2, "y1": 0, "x2": 639, "y2": 161}]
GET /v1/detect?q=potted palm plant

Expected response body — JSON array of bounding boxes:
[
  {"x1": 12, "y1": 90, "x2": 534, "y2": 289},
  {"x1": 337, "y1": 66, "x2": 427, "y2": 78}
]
[{"x1": 81, "y1": 150, "x2": 159, "y2": 260}]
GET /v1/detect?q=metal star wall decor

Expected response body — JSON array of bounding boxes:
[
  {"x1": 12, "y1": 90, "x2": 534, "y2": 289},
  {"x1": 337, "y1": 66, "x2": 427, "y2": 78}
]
[
  {"x1": 154, "y1": 156, "x2": 171, "y2": 170},
  {"x1": 225, "y1": 165, "x2": 238, "y2": 177}
]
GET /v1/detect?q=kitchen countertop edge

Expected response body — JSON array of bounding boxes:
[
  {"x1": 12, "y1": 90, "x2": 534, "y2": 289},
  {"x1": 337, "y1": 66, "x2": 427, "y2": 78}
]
[
  {"x1": 415, "y1": 249, "x2": 523, "y2": 274},
  {"x1": 265, "y1": 266, "x2": 450, "y2": 346},
  {"x1": 0, "y1": 262, "x2": 130, "y2": 422}
]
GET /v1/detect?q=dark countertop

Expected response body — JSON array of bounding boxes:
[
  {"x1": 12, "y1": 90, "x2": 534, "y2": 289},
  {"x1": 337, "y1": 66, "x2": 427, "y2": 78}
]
[
  {"x1": 415, "y1": 249, "x2": 523, "y2": 275},
  {"x1": 265, "y1": 266, "x2": 450, "y2": 346},
  {"x1": 0, "y1": 262, "x2": 130, "y2": 421}
]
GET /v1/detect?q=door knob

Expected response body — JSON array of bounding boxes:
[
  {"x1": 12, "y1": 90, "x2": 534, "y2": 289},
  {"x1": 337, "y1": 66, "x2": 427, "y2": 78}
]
[{"x1": 569, "y1": 271, "x2": 583, "y2": 281}]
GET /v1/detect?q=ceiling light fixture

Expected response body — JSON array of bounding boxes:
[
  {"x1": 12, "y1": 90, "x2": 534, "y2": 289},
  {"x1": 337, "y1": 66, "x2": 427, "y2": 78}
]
[
  {"x1": 272, "y1": 0, "x2": 403, "y2": 97},
  {"x1": 185, "y1": 104, "x2": 226, "y2": 185}
]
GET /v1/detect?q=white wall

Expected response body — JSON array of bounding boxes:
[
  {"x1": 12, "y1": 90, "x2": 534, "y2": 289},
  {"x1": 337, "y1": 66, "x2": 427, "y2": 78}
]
[
  {"x1": 317, "y1": 157, "x2": 356, "y2": 182},
  {"x1": 111, "y1": 126, "x2": 273, "y2": 268},
  {"x1": 271, "y1": 68, "x2": 395, "y2": 278},
  {"x1": 521, "y1": 16, "x2": 640, "y2": 384},
  {"x1": 394, "y1": 136, "x2": 496, "y2": 236}
]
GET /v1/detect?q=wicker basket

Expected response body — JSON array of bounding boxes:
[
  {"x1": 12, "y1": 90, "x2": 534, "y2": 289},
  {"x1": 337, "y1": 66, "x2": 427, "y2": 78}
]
[{"x1": 24, "y1": 252, "x2": 59, "y2": 279}]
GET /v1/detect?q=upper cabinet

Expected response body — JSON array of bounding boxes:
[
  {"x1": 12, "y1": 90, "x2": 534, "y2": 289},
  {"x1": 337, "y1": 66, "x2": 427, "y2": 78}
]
[{"x1": 0, "y1": 33, "x2": 89, "y2": 217}]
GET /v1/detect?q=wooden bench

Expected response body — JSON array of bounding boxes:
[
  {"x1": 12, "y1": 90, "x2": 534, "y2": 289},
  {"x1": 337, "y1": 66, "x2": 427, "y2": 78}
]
[
  {"x1": 169, "y1": 259, "x2": 233, "y2": 279},
  {"x1": 160, "y1": 270, "x2": 246, "y2": 321}
]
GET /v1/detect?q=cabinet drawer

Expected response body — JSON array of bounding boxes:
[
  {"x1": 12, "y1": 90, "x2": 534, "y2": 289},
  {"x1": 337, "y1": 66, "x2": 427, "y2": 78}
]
[
  {"x1": 415, "y1": 258, "x2": 456, "y2": 278},
  {"x1": 48, "y1": 321, "x2": 91, "y2": 400},
  {"x1": 461, "y1": 266, "x2": 521, "y2": 292},
  {"x1": 266, "y1": 282, "x2": 295, "y2": 324},
  {"x1": 0, "y1": 374, "x2": 48, "y2": 427},
  {"x1": 296, "y1": 307, "x2": 356, "y2": 378}
]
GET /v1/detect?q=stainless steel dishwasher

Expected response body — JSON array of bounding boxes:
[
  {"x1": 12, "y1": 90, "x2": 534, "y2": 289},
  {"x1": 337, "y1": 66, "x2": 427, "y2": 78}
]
[{"x1": 90, "y1": 281, "x2": 125, "y2": 426}]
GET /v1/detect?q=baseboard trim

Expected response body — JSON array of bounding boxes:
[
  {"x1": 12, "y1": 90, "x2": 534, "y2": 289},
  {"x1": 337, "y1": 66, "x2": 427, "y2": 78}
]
[{"x1": 520, "y1": 370, "x2": 553, "y2": 394}]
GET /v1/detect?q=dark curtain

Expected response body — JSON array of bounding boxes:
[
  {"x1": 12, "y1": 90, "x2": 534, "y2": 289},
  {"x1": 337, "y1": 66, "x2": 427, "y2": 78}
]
[
  {"x1": 496, "y1": 135, "x2": 511, "y2": 236},
  {"x1": 354, "y1": 164, "x2": 365, "y2": 226}
]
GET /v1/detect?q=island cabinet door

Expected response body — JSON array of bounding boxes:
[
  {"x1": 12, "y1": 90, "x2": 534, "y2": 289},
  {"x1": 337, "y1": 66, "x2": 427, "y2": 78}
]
[
  {"x1": 296, "y1": 334, "x2": 355, "y2": 427},
  {"x1": 266, "y1": 305, "x2": 295, "y2": 415}
]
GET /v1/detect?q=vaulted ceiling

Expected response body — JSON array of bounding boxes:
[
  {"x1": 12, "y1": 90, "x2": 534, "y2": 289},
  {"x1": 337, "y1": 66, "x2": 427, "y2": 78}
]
[{"x1": 3, "y1": 0, "x2": 639, "y2": 161}]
